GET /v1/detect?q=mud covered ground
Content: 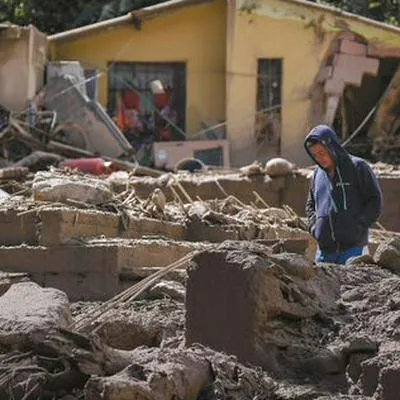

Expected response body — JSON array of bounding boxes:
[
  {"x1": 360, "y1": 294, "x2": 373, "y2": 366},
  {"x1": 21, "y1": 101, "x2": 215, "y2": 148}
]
[{"x1": 64, "y1": 255, "x2": 400, "y2": 400}]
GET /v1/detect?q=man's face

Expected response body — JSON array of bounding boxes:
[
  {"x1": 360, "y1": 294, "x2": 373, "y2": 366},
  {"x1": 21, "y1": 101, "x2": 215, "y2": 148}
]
[{"x1": 309, "y1": 143, "x2": 334, "y2": 170}]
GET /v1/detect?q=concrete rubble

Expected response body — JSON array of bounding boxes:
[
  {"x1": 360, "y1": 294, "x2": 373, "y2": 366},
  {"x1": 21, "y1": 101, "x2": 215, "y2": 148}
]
[{"x1": 0, "y1": 167, "x2": 398, "y2": 399}]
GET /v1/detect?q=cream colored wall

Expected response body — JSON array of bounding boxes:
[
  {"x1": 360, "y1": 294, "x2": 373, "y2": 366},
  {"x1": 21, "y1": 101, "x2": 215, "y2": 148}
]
[
  {"x1": 29, "y1": 26, "x2": 47, "y2": 102},
  {"x1": 52, "y1": 0, "x2": 227, "y2": 137}
]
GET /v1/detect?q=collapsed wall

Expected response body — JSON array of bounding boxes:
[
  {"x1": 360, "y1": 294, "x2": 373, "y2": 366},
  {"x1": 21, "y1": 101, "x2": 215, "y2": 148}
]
[
  {"x1": 129, "y1": 166, "x2": 400, "y2": 233},
  {"x1": 0, "y1": 169, "x2": 313, "y2": 301}
]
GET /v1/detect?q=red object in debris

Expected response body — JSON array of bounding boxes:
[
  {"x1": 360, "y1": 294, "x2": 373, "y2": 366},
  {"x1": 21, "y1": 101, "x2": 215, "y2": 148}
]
[
  {"x1": 123, "y1": 91, "x2": 141, "y2": 109},
  {"x1": 60, "y1": 158, "x2": 112, "y2": 176},
  {"x1": 154, "y1": 92, "x2": 169, "y2": 108}
]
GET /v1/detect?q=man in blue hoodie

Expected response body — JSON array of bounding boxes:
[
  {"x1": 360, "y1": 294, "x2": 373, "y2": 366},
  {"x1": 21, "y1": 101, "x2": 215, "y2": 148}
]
[{"x1": 304, "y1": 125, "x2": 382, "y2": 265}]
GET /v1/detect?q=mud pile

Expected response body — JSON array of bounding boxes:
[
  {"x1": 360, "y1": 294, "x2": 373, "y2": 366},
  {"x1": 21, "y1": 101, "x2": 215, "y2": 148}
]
[
  {"x1": 0, "y1": 169, "x2": 398, "y2": 399},
  {"x1": 1, "y1": 244, "x2": 399, "y2": 399}
]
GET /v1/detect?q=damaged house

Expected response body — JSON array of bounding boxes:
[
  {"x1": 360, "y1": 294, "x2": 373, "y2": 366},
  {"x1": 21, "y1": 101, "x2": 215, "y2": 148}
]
[
  {"x1": 46, "y1": 0, "x2": 400, "y2": 167},
  {"x1": 0, "y1": 24, "x2": 47, "y2": 111}
]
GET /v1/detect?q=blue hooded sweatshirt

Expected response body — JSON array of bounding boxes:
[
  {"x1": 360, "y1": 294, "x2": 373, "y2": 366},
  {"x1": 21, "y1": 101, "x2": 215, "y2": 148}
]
[{"x1": 304, "y1": 125, "x2": 382, "y2": 253}]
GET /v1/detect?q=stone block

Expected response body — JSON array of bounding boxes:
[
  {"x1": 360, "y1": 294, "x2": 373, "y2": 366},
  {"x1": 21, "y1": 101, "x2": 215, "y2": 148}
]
[
  {"x1": 184, "y1": 219, "x2": 238, "y2": 242},
  {"x1": 186, "y1": 246, "x2": 339, "y2": 373},
  {"x1": 316, "y1": 66, "x2": 333, "y2": 83},
  {"x1": 117, "y1": 239, "x2": 200, "y2": 279},
  {"x1": 0, "y1": 281, "x2": 71, "y2": 347},
  {"x1": 38, "y1": 208, "x2": 119, "y2": 246},
  {"x1": 0, "y1": 244, "x2": 120, "y2": 300},
  {"x1": 122, "y1": 215, "x2": 185, "y2": 241},
  {"x1": 33, "y1": 171, "x2": 113, "y2": 205},
  {"x1": 0, "y1": 209, "x2": 37, "y2": 245}
]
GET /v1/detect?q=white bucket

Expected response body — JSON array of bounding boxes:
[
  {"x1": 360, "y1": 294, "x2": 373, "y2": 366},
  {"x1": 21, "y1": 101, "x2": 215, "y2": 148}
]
[{"x1": 149, "y1": 80, "x2": 165, "y2": 94}]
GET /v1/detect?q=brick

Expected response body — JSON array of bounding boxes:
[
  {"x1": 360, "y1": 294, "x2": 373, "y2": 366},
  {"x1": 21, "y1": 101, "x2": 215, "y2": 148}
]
[
  {"x1": 185, "y1": 219, "x2": 237, "y2": 242},
  {"x1": 122, "y1": 215, "x2": 185, "y2": 241},
  {"x1": 325, "y1": 96, "x2": 340, "y2": 125},
  {"x1": 368, "y1": 44, "x2": 400, "y2": 59},
  {"x1": 0, "y1": 210, "x2": 37, "y2": 245},
  {"x1": 332, "y1": 66, "x2": 363, "y2": 86},
  {"x1": 38, "y1": 208, "x2": 186, "y2": 246},
  {"x1": 38, "y1": 208, "x2": 119, "y2": 246},
  {"x1": 117, "y1": 239, "x2": 199, "y2": 279},
  {"x1": 338, "y1": 32, "x2": 358, "y2": 42},
  {"x1": 324, "y1": 79, "x2": 345, "y2": 95},
  {"x1": 334, "y1": 54, "x2": 379, "y2": 76},
  {"x1": 0, "y1": 245, "x2": 120, "y2": 300},
  {"x1": 317, "y1": 66, "x2": 333, "y2": 83},
  {"x1": 339, "y1": 39, "x2": 367, "y2": 56}
]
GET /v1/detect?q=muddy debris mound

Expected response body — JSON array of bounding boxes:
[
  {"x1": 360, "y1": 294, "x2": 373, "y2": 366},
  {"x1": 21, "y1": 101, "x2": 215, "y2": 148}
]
[
  {"x1": 72, "y1": 299, "x2": 185, "y2": 351},
  {"x1": 187, "y1": 246, "x2": 400, "y2": 399},
  {"x1": 0, "y1": 281, "x2": 71, "y2": 348},
  {"x1": 0, "y1": 252, "x2": 400, "y2": 399},
  {"x1": 374, "y1": 236, "x2": 400, "y2": 273}
]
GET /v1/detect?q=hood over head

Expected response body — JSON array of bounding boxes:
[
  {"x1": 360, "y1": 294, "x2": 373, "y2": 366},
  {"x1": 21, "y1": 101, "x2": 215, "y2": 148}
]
[{"x1": 304, "y1": 125, "x2": 348, "y2": 169}]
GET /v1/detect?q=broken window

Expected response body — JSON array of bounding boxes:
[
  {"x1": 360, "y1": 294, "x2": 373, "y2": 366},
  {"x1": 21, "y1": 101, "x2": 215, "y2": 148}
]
[
  {"x1": 84, "y1": 69, "x2": 99, "y2": 101},
  {"x1": 107, "y1": 62, "x2": 186, "y2": 145},
  {"x1": 255, "y1": 59, "x2": 282, "y2": 158}
]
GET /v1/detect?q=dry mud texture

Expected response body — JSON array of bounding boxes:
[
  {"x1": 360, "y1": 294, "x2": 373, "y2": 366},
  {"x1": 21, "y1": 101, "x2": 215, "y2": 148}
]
[
  {"x1": 0, "y1": 243, "x2": 397, "y2": 399},
  {"x1": 184, "y1": 242, "x2": 400, "y2": 400},
  {"x1": 0, "y1": 170, "x2": 399, "y2": 399}
]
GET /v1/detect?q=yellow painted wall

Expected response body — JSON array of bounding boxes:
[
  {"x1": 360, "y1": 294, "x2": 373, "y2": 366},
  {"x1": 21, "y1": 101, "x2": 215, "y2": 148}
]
[
  {"x1": 227, "y1": 0, "x2": 400, "y2": 167},
  {"x1": 226, "y1": 2, "x2": 334, "y2": 166},
  {"x1": 52, "y1": 0, "x2": 226, "y2": 136}
]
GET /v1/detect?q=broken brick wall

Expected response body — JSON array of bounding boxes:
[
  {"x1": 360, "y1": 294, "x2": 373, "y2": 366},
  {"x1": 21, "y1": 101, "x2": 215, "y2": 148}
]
[{"x1": 0, "y1": 25, "x2": 47, "y2": 111}]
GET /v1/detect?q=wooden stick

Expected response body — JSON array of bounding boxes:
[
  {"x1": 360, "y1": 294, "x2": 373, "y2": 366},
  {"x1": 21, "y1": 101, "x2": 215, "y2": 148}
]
[
  {"x1": 214, "y1": 178, "x2": 229, "y2": 197},
  {"x1": 253, "y1": 191, "x2": 269, "y2": 208},
  {"x1": 214, "y1": 178, "x2": 248, "y2": 208},
  {"x1": 172, "y1": 177, "x2": 193, "y2": 203},
  {"x1": 17, "y1": 203, "x2": 55, "y2": 216},
  {"x1": 71, "y1": 250, "x2": 205, "y2": 332},
  {"x1": 121, "y1": 190, "x2": 136, "y2": 206},
  {"x1": 250, "y1": 201, "x2": 259, "y2": 209},
  {"x1": 376, "y1": 221, "x2": 388, "y2": 232},
  {"x1": 169, "y1": 185, "x2": 185, "y2": 207}
]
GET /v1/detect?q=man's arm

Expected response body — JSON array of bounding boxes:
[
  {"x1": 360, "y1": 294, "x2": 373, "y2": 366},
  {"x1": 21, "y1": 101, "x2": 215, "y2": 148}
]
[
  {"x1": 305, "y1": 173, "x2": 316, "y2": 237},
  {"x1": 356, "y1": 160, "x2": 382, "y2": 228}
]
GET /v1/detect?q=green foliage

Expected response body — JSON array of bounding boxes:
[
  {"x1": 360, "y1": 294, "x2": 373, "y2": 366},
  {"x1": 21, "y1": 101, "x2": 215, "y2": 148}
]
[
  {"x1": 319, "y1": 0, "x2": 399, "y2": 25},
  {"x1": 0, "y1": 0, "x2": 398, "y2": 34}
]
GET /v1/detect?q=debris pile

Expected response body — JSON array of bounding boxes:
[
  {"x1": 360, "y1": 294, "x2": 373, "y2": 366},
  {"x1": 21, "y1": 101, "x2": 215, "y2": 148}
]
[
  {"x1": 0, "y1": 239, "x2": 399, "y2": 399},
  {"x1": 0, "y1": 167, "x2": 397, "y2": 399}
]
